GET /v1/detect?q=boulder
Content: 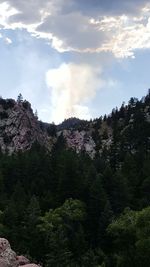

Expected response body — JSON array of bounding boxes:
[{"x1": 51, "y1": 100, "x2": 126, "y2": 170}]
[
  {"x1": 0, "y1": 238, "x2": 18, "y2": 267},
  {"x1": 16, "y1": 256, "x2": 30, "y2": 266},
  {"x1": 0, "y1": 238, "x2": 41, "y2": 267},
  {"x1": 0, "y1": 259, "x2": 9, "y2": 267}
]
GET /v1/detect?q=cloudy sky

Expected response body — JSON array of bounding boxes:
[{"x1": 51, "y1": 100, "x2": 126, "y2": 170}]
[{"x1": 0, "y1": 0, "x2": 150, "y2": 123}]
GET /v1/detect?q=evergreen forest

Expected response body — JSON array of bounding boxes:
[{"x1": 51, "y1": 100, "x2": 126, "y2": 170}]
[{"x1": 0, "y1": 92, "x2": 150, "y2": 267}]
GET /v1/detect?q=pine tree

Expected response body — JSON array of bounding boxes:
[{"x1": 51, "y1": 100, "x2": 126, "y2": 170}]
[{"x1": 17, "y1": 93, "x2": 23, "y2": 103}]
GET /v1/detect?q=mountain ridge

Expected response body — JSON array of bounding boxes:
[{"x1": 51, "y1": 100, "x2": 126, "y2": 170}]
[{"x1": 1, "y1": 91, "x2": 150, "y2": 161}]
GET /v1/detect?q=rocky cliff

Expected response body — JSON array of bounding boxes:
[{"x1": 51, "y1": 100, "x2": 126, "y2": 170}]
[
  {"x1": 0, "y1": 97, "x2": 98, "y2": 158},
  {"x1": 1, "y1": 93, "x2": 150, "y2": 159},
  {"x1": 57, "y1": 129, "x2": 96, "y2": 158},
  {"x1": 0, "y1": 98, "x2": 53, "y2": 154}
]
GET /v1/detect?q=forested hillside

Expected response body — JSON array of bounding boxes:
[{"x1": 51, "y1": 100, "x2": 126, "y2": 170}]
[{"x1": 0, "y1": 92, "x2": 150, "y2": 266}]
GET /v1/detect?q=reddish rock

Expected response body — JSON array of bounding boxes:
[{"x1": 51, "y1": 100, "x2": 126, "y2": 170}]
[{"x1": 16, "y1": 256, "x2": 30, "y2": 266}]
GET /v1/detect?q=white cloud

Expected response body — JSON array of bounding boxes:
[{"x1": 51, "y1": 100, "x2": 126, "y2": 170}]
[
  {"x1": 89, "y1": 9, "x2": 150, "y2": 58},
  {"x1": 0, "y1": 2, "x2": 19, "y2": 26},
  {"x1": 46, "y1": 63, "x2": 103, "y2": 123}
]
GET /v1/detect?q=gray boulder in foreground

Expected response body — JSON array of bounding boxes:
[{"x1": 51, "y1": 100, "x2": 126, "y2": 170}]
[{"x1": 0, "y1": 238, "x2": 40, "y2": 267}]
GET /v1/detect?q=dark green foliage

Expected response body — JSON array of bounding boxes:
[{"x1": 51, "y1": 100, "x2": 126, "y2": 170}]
[
  {"x1": 3, "y1": 134, "x2": 12, "y2": 144},
  {"x1": 17, "y1": 93, "x2": 23, "y2": 103},
  {"x1": 39, "y1": 199, "x2": 86, "y2": 266},
  {"x1": 22, "y1": 100, "x2": 31, "y2": 110},
  {"x1": 0, "y1": 111, "x2": 8, "y2": 119},
  {"x1": 0, "y1": 99, "x2": 15, "y2": 109},
  {"x1": 107, "y1": 207, "x2": 150, "y2": 267},
  {"x1": 46, "y1": 124, "x2": 57, "y2": 137},
  {"x1": 0, "y1": 92, "x2": 150, "y2": 265}
]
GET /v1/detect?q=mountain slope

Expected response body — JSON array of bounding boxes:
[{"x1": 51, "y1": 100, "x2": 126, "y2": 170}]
[
  {"x1": 57, "y1": 91, "x2": 150, "y2": 162},
  {"x1": 1, "y1": 91, "x2": 150, "y2": 161}
]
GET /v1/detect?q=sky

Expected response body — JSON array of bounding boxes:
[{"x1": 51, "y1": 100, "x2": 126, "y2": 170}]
[{"x1": 0, "y1": 1, "x2": 150, "y2": 123}]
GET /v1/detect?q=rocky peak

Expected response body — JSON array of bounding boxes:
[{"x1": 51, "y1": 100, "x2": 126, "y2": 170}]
[{"x1": 0, "y1": 98, "x2": 52, "y2": 154}]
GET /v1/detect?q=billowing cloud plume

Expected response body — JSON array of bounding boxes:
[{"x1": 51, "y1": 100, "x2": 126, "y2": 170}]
[
  {"x1": 0, "y1": 0, "x2": 150, "y2": 58},
  {"x1": 46, "y1": 63, "x2": 103, "y2": 123},
  {"x1": 1, "y1": 0, "x2": 148, "y2": 123}
]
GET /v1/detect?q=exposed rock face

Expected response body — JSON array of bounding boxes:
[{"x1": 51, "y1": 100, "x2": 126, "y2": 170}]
[
  {"x1": 16, "y1": 256, "x2": 30, "y2": 266},
  {"x1": 0, "y1": 98, "x2": 52, "y2": 154},
  {"x1": 0, "y1": 238, "x2": 40, "y2": 267},
  {"x1": 0, "y1": 258, "x2": 9, "y2": 267},
  {"x1": 58, "y1": 129, "x2": 96, "y2": 159},
  {"x1": 0, "y1": 98, "x2": 98, "y2": 158},
  {"x1": 1, "y1": 94, "x2": 150, "y2": 159},
  {"x1": 0, "y1": 97, "x2": 114, "y2": 159},
  {"x1": 0, "y1": 238, "x2": 18, "y2": 267}
]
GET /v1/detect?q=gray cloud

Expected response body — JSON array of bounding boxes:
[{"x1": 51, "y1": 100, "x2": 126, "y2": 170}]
[
  {"x1": 37, "y1": 12, "x2": 108, "y2": 51},
  {"x1": 2, "y1": 0, "x2": 50, "y2": 24},
  {"x1": 1, "y1": 0, "x2": 150, "y2": 58},
  {"x1": 3, "y1": 0, "x2": 150, "y2": 25},
  {"x1": 71, "y1": 0, "x2": 149, "y2": 16}
]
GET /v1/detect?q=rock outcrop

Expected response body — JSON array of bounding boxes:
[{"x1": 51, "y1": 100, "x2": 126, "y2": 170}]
[
  {"x1": 1, "y1": 93, "x2": 150, "y2": 159},
  {"x1": 58, "y1": 129, "x2": 96, "y2": 159},
  {"x1": 0, "y1": 238, "x2": 18, "y2": 267},
  {"x1": 0, "y1": 97, "x2": 114, "y2": 159},
  {"x1": 16, "y1": 256, "x2": 30, "y2": 266},
  {"x1": 0, "y1": 98, "x2": 99, "y2": 158},
  {"x1": 0, "y1": 98, "x2": 52, "y2": 154},
  {"x1": 0, "y1": 96, "x2": 116, "y2": 159},
  {"x1": 0, "y1": 238, "x2": 40, "y2": 267}
]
